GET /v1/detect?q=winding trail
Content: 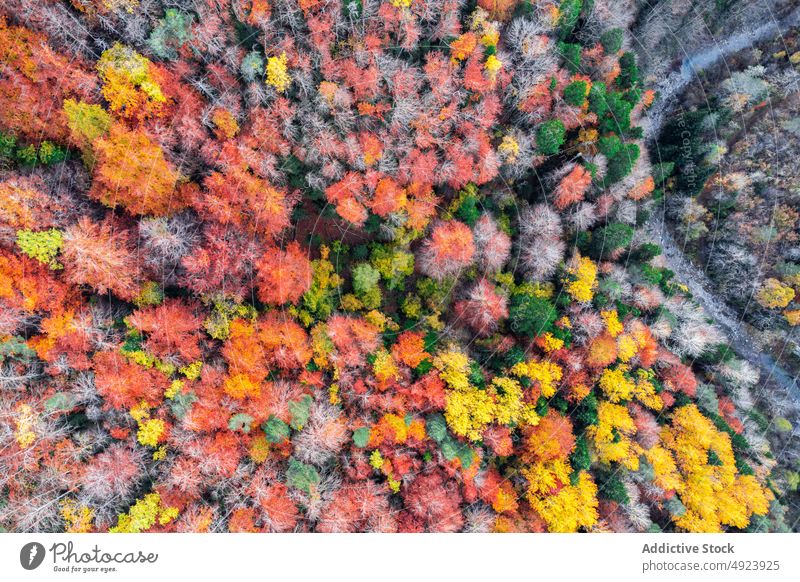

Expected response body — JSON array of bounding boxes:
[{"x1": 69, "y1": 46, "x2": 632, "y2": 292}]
[
  {"x1": 646, "y1": 216, "x2": 799, "y2": 400},
  {"x1": 642, "y1": 7, "x2": 800, "y2": 399},
  {"x1": 644, "y1": 5, "x2": 800, "y2": 140}
]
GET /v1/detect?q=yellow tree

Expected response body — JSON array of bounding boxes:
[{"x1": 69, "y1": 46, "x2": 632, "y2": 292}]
[
  {"x1": 89, "y1": 124, "x2": 183, "y2": 216},
  {"x1": 97, "y1": 43, "x2": 166, "y2": 119},
  {"x1": 659, "y1": 405, "x2": 771, "y2": 532}
]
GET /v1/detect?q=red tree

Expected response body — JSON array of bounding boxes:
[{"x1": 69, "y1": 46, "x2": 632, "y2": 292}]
[
  {"x1": 400, "y1": 470, "x2": 464, "y2": 532},
  {"x1": 453, "y1": 278, "x2": 508, "y2": 336},
  {"x1": 255, "y1": 242, "x2": 312, "y2": 306},
  {"x1": 93, "y1": 350, "x2": 167, "y2": 409},
  {"x1": 61, "y1": 217, "x2": 140, "y2": 301},
  {"x1": 417, "y1": 220, "x2": 475, "y2": 280},
  {"x1": 128, "y1": 299, "x2": 204, "y2": 362},
  {"x1": 553, "y1": 165, "x2": 592, "y2": 210}
]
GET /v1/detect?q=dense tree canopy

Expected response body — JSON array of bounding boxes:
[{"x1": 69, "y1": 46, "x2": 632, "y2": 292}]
[{"x1": 0, "y1": 0, "x2": 791, "y2": 534}]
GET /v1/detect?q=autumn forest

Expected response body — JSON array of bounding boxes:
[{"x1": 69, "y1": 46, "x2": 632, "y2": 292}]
[{"x1": 0, "y1": 0, "x2": 798, "y2": 534}]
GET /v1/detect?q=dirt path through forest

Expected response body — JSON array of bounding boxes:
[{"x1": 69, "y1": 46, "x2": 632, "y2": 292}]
[
  {"x1": 644, "y1": 5, "x2": 800, "y2": 140},
  {"x1": 642, "y1": 7, "x2": 800, "y2": 400},
  {"x1": 645, "y1": 215, "x2": 799, "y2": 400}
]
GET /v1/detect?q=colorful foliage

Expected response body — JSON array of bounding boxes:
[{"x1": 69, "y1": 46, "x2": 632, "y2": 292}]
[{"x1": 0, "y1": 0, "x2": 785, "y2": 536}]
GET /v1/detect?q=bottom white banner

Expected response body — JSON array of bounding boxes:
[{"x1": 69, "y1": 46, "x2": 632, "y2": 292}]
[{"x1": 0, "y1": 533, "x2": 797, "y2": 581}]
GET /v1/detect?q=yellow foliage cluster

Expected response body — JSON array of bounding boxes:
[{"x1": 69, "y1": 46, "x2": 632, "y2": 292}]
[
  {"x1": 340, "y1": 293, "x2": 363, "y2": 311},
  {"x1": 137, "y1": 418, "x2": 166, "y2": 448},
  {"x1": 365, "y1": 309, "x2": 398, "y2": 332},
  {"x1": 598, "y1": 365, "x2": 635, "y2": 403},
  {"x1": 617, "y1": 321, "x2": 653, "y2": 363},
  {"x1": 524, "y1": 458, "x2": 571, "y2": 497},
  {"x1": 203, "y1": 296, "x2": 257, "y2": 341},
  {"x1": 15, "y1": 228, "x2": 63, "y2": 269},
  {"x1": 63, "y1": 99, "x2": 111, "y2": 152},
  {"x1": 659, "y1": 405, "x2": 771, "y2": 532},
  {"x1": 469, "y1": 7, "x2": 498, "y2": 44},
  {"x1": 616, "y1": 333, "x2": 638, "y2": 362},
  {"x1": 131, "y1": 400, "x2": 166, "y2": 449},
  {"x1": 388, "y1": 476, "x2": 401, "y2": 493},
  {"x1": 644, "y1": 445, "x2": 681, "y2": 491},
  {"x1": 598, "y1": 363, "x2": 661, "y2": 409},
  {"x1": 563, "y1": 255, "x2": 597, "y2": 303},
  {"x1": 369, "y1": 449, "x2": 385, "y2": 470},
  {"x1": 110, "y1": 493, "x2": 178, "y2": 533},
  {"x1": 522, "y1": 463, "x2": 599, "y2": 532},
  {"x1": 373, "y1": 349, "x2": 400, "y2": 384},
  {"x1": 310, "y1": 322, "x2": 334, "y2": 369},
  {"x1": 122, "y1": 347, "x2": 175, "y2": 376},
  {"x1": 633, "y1": 371, "x2": 663, "y2": 411},
  {"x1": 179, "y1": 361, "x2": 203, "y2": 381},
  {"x1": 165, "y1": 379, "x2": 183, "y2": 400},
  {"x1": 61, "y1": 499, "x2": 94, "y2": 533},
  {"x1": 368, "y1": 449, "x2": 401, "y2": 492},
  {"x1": 434, "y1": 349, "x2": 472, "y2": 391},
  {"x1": 437, "y1": 351, "x2": 540, "y2": 440},
  {"x1": 97, "y1": 43, "x2": 165, "y2": 118},
  {"x1": 295, "y1": 245, "x2": 342, "y2": 327},
  {"x1": 490, "y1": 377, "x2": 540, "y2": 426},
  {"x1": 444, "y1": 380, "x2": 496, "y2": 441},
  {"x1": 600, "y1": 309, "x2": 623, "y2": 337},
  {"x1": 510, "y1": 358, "x2": 563, "y2": 398},
  {"x1": 485, "y1": 54, "x2": 503, "y2": 80},
  {"x1": 130, "y1": 400, "x2": 150, "y2": 423},
  {"x1": 14, "y1": 403, "x2": 36, "y2": 449},
  {"x1": 540, "y1": 332, "x2": 564, "y2": 352},
  {"x1": 249, "y1": 437, "x2": 271, "y2": 464},
  {"x1": 587, "y1": 401, "x2": 641, "y2": 470},
  {"x1": 497, "y1": 134, "x2": 520, "y2": 162},
  {"x1": 134, "y1": 281, "x2": 164, "y2": 307},
  {"x1": 756, "y1": 278, "x2": 795, "y2": 309},
  {"x1": 266, "y1": 52, "x2": 291, "y2": 92},
  {"x1": 517, "y1": 280, "x2": 554, "y2": 298}
]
